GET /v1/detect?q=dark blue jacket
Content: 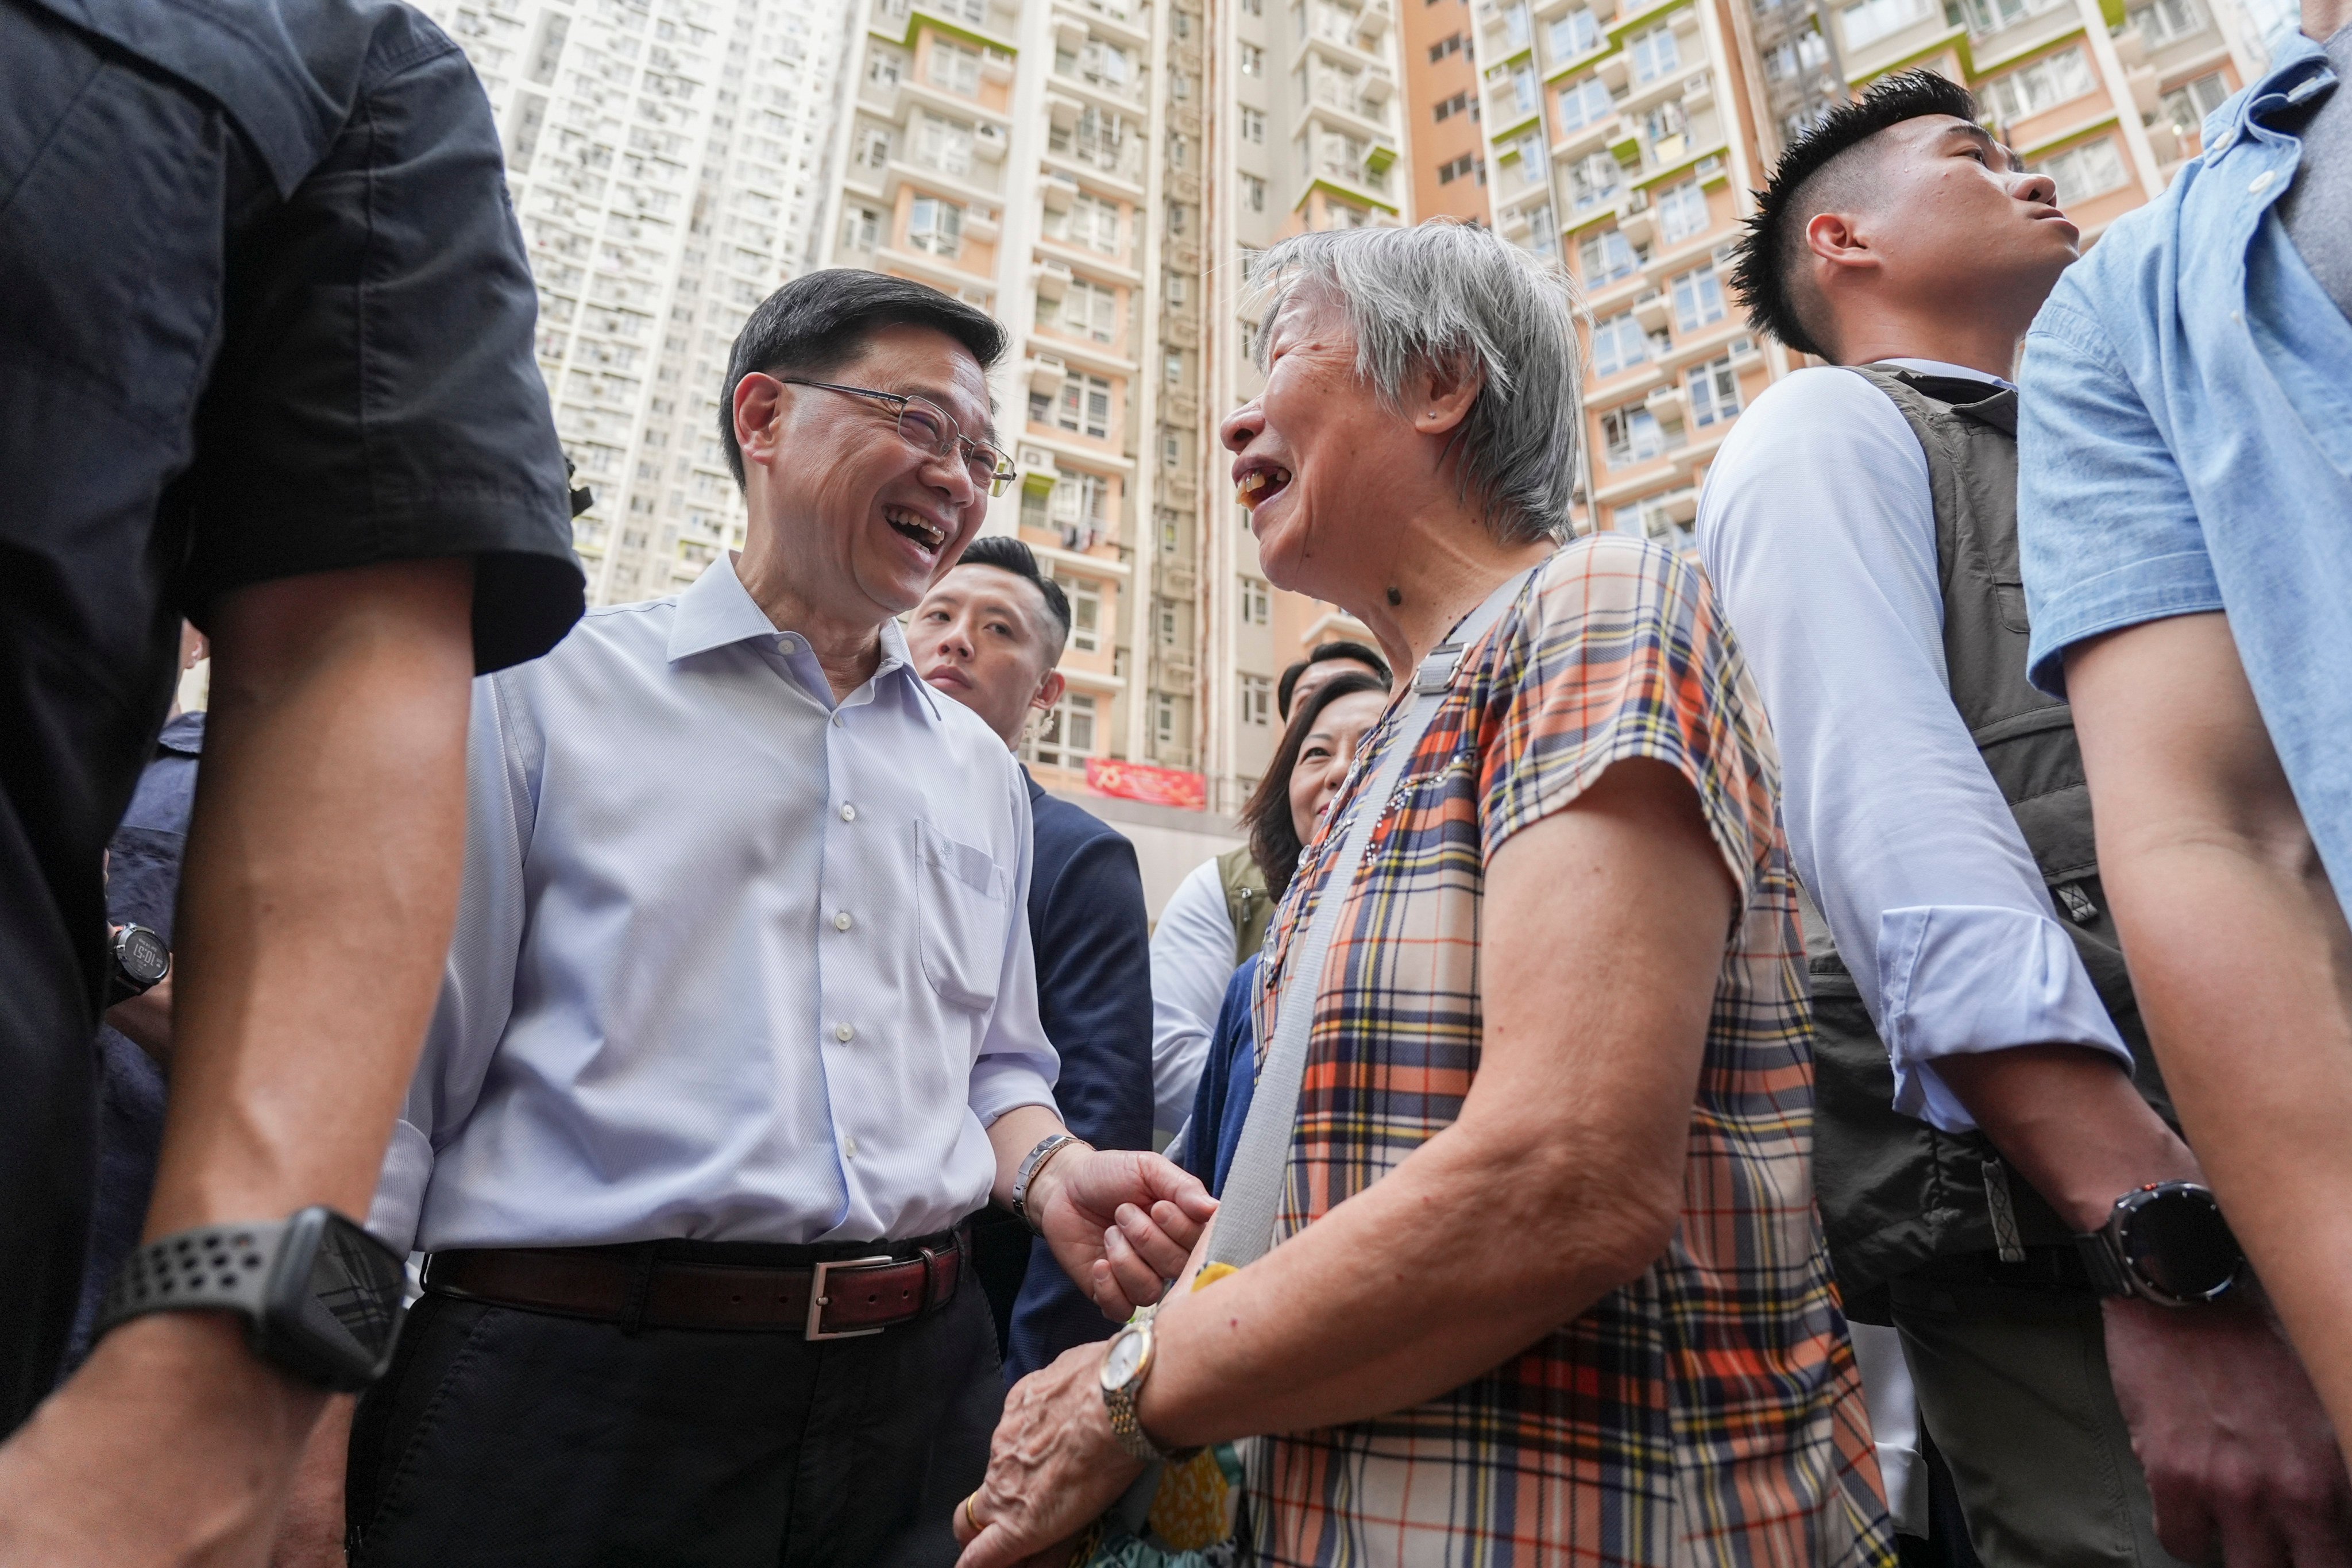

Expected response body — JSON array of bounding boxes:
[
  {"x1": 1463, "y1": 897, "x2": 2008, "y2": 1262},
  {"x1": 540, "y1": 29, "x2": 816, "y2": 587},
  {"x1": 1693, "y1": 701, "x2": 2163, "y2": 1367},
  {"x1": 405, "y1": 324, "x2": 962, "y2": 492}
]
[
  {"x1": 983, "y1": 770, "x2": 1154, "y2": 1381},
  {"x1": 66, "y1": 712, "x2": 204, "y2": 1375},
  {"x1": 1176, "y1": 956, "x2": 1260, "y2": 1200}
]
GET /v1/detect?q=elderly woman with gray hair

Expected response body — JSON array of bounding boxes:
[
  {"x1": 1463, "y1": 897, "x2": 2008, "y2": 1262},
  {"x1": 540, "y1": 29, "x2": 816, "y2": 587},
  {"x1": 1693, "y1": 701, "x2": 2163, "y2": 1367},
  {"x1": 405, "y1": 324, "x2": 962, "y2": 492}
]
[{"x1": 954, "y1": 222, "x2": 1893, "y2": 1567}]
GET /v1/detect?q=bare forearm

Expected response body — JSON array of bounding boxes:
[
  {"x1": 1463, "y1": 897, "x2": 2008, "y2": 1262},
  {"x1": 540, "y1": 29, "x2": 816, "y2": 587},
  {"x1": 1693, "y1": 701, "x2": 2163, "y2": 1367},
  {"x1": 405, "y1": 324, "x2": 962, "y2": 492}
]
[
  {"x1": 146, "y1": 559, "x2": 477, "y2": 1235},
  {"x1": 1933, "y1": 1045, "x2": 2198, "y2": 1232},
  {"x1": 1142, "y1": 1126, "x2": 1654, "y2": 1447},
  {"x1": 2065, "y1": 614, "x2": 2352, "y2": 1439},
  {"x1": 2106, "y1": 838, "x2": 2352, "y2": 1429}
]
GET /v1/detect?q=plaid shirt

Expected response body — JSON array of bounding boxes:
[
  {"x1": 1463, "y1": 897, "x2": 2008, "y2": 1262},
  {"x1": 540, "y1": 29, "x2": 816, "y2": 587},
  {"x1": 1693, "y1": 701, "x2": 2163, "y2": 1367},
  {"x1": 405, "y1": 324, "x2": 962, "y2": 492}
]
[{"x1": 1244, "y1": 538, "x2": 1893, "y2": 1567}]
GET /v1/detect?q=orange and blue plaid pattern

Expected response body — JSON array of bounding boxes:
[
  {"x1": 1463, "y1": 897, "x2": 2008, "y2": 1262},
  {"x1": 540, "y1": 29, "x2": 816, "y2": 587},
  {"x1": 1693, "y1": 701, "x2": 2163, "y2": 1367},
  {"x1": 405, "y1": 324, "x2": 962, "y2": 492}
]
[{"x1": 1244, "y1": 537, "x2": 1894, "y2": 1566}]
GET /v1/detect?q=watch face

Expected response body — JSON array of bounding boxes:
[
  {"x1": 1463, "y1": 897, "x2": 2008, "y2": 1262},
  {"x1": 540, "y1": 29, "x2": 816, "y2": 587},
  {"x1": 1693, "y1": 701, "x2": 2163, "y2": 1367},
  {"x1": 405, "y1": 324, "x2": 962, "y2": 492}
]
[
  {"x1": 2121, "y1": 1185, "x2": 2242, "y2": 1303},
  {"x1": 117, "y1": 926, "x2": 171, "y2": 986},
  {"x1": 286, "y1": 1211, "x2": 407, "y2": 1380},
  {"x1": 1102, "y1": 1326, "x2": 1149, "y2": 1391}
]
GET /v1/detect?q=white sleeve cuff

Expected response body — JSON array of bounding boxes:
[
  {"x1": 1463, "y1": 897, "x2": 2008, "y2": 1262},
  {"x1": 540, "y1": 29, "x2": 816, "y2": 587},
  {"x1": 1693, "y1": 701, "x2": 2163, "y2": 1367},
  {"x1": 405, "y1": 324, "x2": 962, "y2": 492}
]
[
  {"x1": 365, "y1": 1117, "x2": 435, "y2": 1256},
  {"x1": 968, "y1": 1057, "x2": 1061, "y2": 1129},
  {"x1": 1877, "y1": 903, "x2": 2134, "y2": 1133}
]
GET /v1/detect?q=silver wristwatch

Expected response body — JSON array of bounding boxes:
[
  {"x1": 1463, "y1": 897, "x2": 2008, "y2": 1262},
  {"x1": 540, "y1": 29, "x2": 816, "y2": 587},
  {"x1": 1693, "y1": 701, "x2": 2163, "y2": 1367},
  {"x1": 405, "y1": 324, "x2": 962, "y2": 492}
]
[
  {"x1": 1010, "y1": 1133, "x2": 1082, "y2": 1233},
  {"x1": 1099, "y1": 1316, "x2": 1200, "y2": 1464}
]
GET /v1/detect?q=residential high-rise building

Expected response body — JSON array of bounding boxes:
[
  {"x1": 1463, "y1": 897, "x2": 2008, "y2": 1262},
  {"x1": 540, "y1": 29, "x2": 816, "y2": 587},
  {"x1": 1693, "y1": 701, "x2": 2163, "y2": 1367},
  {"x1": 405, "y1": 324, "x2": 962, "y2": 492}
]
[
  {"x1": 420, "y1": 0, "x2": 856, "y2": 605},
  {"x1": 1453, "y1": 0, "x2": 2272, "y2": 553},
  {"x1": 812, "y1": 0, "x2": 1416, "y2": 833},
  {"x1": 1409, "y1": 0, "x2": 1494, "y2": 217}
]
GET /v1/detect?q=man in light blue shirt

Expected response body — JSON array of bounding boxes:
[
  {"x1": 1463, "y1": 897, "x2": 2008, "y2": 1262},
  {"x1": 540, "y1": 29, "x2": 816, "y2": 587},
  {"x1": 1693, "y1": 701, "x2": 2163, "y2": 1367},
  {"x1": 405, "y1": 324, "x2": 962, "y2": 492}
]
[
  {"x1": 288, "y1": 271, "x2": 1213, "y2": 1568},
  {"x1": 2017, "y1": 0, "x2": 2352, "y2": 1446}
]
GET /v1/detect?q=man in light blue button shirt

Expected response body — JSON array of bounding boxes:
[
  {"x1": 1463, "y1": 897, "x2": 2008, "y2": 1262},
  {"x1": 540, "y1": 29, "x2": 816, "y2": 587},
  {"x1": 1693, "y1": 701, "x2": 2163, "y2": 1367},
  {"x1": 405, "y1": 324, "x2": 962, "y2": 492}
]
[
  {"x1": 284, "y1": 272, "x2": 1214, "y2": 1568},
  {"x1": 2017, "y1": 0, "x2": 2352, "y2": 1447}
]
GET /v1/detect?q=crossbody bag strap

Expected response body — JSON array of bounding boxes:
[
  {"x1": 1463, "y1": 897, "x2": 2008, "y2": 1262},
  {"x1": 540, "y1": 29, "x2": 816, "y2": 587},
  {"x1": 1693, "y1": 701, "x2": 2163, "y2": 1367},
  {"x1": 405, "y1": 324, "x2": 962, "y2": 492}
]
[{"x1": 1204, "y1": 565, "x2": 1538, "y2": 1272}]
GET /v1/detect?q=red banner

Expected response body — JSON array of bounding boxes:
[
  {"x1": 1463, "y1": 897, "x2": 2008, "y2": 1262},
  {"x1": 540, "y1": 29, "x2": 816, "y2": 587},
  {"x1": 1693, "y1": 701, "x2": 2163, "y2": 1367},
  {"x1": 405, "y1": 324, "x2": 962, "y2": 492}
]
[{"x1": 1084, "y1": 757, "x2": 1207, "y2": 810}]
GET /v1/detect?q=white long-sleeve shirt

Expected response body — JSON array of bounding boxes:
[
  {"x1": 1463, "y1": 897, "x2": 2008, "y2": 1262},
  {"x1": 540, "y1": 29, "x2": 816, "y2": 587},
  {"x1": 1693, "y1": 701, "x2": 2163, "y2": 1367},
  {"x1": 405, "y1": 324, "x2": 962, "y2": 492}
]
[
  {"x1": 368, "y1": 553, "x2": 1059, "y2": 1254},
  {"x1": 1146, "y1": 857, "x2": 1237, "y2": 1134},
  {"x1": 1696, "y1": 358, "x2": 2129, "y2": 1133}
]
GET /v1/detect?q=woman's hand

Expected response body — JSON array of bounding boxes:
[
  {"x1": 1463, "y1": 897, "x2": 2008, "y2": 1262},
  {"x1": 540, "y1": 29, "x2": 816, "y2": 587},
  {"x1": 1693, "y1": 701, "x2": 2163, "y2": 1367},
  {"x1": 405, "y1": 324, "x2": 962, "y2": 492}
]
[
  {"x1": 953, "y1": 1344, "x2": 1145, "y2": 1568},
  {"x1": 1033, "y1": 1150, "x2": 1216, "y2": 1318}
]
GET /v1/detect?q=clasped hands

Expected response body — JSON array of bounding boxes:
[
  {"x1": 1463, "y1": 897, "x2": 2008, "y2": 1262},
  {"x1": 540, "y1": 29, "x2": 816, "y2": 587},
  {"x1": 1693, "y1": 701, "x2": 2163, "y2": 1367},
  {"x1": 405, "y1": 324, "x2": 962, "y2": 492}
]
[
  {"x1": 1026, "y1": 1143, "x2": 1215, "y2": 1320},
  {"x1": 949, "y1": 1148, "x2": 1213, "y2": 1568}
]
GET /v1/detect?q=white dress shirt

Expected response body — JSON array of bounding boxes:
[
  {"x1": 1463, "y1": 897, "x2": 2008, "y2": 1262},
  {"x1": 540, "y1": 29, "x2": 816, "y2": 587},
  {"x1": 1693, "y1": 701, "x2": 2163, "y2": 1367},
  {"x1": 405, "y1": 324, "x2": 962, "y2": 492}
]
[
  {"x1": 369, "y1": 554, "x2": 1060, "y2": 1254},
  {"x1": 1146, "y1": 857, "x2": 1237, "y2": 1134},
  {"x1": 1696, "y1": 358, "x2": 2129, "y2": 1133}
]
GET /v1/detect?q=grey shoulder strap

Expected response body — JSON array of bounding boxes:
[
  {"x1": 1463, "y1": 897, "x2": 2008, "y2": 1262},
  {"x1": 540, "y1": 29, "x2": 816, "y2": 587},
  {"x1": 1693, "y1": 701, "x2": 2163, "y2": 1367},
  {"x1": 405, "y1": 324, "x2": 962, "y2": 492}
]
[{"x1": 1205, "y1": 565, "x2": 1539, "y2": 1270}]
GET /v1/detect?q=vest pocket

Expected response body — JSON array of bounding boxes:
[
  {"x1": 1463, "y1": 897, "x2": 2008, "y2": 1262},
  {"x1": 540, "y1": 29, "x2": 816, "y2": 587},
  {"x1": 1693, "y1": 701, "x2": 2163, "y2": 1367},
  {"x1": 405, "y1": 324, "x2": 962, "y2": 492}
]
[{"x1": 916, "y1": 819, "x2": 1010, "y2": 1010}]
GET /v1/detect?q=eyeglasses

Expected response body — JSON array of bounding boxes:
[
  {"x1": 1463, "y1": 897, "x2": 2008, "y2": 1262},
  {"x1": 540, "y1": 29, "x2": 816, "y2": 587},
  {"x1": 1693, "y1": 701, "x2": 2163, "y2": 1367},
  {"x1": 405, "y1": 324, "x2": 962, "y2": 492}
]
[{"x1": 782, "y1": 379, "x2": 1019, "y2": 498}]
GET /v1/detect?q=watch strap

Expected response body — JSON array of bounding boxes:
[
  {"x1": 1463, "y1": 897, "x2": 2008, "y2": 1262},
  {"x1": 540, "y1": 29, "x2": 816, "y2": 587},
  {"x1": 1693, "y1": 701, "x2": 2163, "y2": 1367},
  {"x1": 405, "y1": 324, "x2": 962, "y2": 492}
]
[
  {"x1": 94, "y1": 1221, "x2": 285, "y2": 1342},
  {"x1": 2072, "y1": 1229, "x2": 2134, "y2": 1299}
]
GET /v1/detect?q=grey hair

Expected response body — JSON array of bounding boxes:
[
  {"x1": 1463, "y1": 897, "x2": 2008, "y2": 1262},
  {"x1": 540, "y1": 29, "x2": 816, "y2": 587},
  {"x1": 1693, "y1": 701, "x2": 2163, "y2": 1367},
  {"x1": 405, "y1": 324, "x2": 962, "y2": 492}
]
[{"x1": 1248, "y1": 221, "x2": 1584, "y2": 545}]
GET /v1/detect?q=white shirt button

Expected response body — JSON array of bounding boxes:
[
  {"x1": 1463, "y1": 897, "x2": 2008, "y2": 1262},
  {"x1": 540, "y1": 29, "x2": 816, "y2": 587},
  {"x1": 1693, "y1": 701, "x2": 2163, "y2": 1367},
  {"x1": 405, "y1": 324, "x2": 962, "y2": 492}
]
[
  {"x1": 833, "y1": 910, "x2": 854, "y2": 932},
  {"x1": 835, "y1": 1022, "x2": 855, "y2": 1042},
  {"x1": 840, "y1": 802, "x2": 857, "y2": 821},
  {"x1": 2210, "y1": 130, "x2": 2232, "y2": 155},
  {"x1": 843, "y1": 1135, "x2": 858, "y2": 1160},
  {"x1": 832, "y1": 712, "x2": 845, "y2": 727},
  {"x1": 2249, "y1": 169, "x2": 2276, "y2": 194}
]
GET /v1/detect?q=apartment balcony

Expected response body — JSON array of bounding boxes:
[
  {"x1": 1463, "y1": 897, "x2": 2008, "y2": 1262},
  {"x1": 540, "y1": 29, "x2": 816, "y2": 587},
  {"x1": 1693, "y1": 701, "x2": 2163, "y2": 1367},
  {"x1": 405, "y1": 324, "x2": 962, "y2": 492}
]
[
  {"x1": 1026, "y1": 353, "x2": 1068, "y2": 396},
  {"x1": 1616, "y1": 54, "x2": 1710, "y2": 118},
  {"x1": 1356, "y1": 0, "x2": 1393, "y2": 44},
  {"x1": 1063, "y1": 0, "x2": 1152, "y2": 49},
  {"x1": 1049, "y1": 63, "x2": 1149, "y2": 112},
  {"x1": 1032, "y1": 257, "x2": 1073, "y2": 299},
  {"x1": 1554, "y1": 112, "x2": 1622, "y2": 164},
  {"x1": 1615, "y1": 187, "x2": 1656, "y2": 246}
]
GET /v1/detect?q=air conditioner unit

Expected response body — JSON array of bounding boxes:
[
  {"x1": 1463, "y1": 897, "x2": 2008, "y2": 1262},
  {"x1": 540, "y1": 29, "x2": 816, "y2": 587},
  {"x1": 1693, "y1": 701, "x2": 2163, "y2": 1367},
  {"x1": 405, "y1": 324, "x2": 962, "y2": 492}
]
[
  {"x1": 1032, "y1": 258, "x2": 1073, "y2": 298},
  {"x1": 1018, "y1": 445, "x2": 1056, "y2": 472},
  {"x1": 974, "y1": 122, "x2": 1009, "y2": 161},
  {"x1": 1028, "y1": 356, "x2": 1067, "y2": 395}
]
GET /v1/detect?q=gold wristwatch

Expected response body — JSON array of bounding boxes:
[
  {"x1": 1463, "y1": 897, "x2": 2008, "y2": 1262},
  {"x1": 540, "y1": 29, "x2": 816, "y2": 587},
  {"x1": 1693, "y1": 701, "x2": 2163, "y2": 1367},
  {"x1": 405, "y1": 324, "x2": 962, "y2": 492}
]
[{"x1": 1099, "y1": 1316, "x2": 1199, "y2": 1463}]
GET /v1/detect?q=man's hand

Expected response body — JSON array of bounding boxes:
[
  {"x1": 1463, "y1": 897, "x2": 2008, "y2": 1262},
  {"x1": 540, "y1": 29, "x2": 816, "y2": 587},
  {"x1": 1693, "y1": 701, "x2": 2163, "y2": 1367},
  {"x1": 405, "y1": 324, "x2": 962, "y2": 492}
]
[
  {"x1": 268, "y1": 1396, "x2": 355, "y2": 1568},
  {"x1": 952, "y1": 1343, "x2": 1145, "y2": 1568},
  {"x1": 0, "y1": 1315, "x2": 323, "y2": 1568},
  {"x1": 1032, "y1": 1149, "x2": 1216, "y2": 1319},
  {"x1": 2103, "y1": 1294, "x2": 2352, "y2": 1566}
]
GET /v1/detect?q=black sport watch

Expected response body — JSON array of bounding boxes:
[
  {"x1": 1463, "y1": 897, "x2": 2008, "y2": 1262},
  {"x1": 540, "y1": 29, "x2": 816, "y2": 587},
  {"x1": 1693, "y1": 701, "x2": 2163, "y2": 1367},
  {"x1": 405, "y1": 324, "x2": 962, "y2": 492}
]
[
  {"x1": 2074, "y1": 1181, "x2": 2246, "y2": 1307},
  {"x1": 92, "y1": 1207, "x2": 408, "y2": 1391},
  {"x1": 104, "y1": 922, "x2": 171, "y2": 1006}
]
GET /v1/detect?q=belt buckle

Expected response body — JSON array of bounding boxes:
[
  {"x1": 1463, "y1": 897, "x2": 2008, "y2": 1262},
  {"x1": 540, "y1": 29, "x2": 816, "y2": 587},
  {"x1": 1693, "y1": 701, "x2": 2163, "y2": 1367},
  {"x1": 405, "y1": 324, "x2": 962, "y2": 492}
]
[{"x1": 806, "y1": 1255, "x2": 893, "y2": 1341}]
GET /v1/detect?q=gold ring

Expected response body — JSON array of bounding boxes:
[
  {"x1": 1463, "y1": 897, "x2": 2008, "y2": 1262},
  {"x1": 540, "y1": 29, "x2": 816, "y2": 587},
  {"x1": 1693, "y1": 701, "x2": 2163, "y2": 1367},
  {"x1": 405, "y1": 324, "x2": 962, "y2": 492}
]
[{"x1": 964, "y1": 1493, "x2": 981, "y2": 1535}]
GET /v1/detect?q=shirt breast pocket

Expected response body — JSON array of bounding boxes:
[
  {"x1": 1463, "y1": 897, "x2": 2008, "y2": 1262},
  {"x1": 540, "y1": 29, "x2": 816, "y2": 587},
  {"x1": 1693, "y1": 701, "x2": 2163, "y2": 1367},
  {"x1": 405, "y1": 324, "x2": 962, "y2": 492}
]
[{"x1": 916, "y1": 819, "x2": 1010, "y2": 1011}]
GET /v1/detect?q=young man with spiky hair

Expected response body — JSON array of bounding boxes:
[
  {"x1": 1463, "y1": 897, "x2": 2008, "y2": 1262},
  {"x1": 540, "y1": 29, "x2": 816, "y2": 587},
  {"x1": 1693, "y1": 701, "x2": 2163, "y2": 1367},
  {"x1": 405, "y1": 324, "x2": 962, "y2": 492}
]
[{"x1": 1698, "y1": 69, "x2": 2351, "y2": 1566}]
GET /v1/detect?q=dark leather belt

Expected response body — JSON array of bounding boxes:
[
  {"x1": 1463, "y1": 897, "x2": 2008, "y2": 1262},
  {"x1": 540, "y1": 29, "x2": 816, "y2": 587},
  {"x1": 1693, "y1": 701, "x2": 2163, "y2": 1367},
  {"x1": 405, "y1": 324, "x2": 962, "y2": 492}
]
[{"x1": 422, "y1": 1226, "x2": 969, "y2": 1338}]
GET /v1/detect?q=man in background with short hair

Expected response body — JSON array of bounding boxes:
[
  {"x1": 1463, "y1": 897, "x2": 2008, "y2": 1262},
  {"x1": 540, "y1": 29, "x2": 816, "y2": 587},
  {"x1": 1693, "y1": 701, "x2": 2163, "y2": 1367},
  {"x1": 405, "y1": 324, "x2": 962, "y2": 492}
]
[
  {"x1": 1702, "y1": 68, "x2": 2349, "y2": 1565},
  {"x1": 1146, "y1": 639, "x2": 1390, "y2": 1138},
  {"x1": 907, "y1": 535, "x2": 1154, "y2": 1382}
]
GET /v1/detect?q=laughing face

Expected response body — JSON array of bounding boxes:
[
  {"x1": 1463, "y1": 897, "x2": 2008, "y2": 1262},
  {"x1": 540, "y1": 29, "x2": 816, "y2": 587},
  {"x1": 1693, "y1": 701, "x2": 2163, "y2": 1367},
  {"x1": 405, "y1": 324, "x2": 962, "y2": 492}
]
[
  {"x1": 1218, "y1": 290, "x2": 1411, "y2": 608},
  {"x1": 736, "y1": 322, "x2": 994, "y2": 625}
]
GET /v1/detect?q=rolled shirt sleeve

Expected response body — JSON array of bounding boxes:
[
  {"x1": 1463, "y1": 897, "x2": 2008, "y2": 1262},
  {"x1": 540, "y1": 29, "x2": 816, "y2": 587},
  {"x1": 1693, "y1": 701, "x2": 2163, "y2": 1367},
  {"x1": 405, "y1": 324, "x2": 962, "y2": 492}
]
[
  {"x1": 185, "y1": 33, "x2": 583, "y2": 673},
  {"x1": 1697, "y1": 368, "x2": 2130, "y2": 1131},
  {"x1": 966, "y1": 759, "x2": 1061, "y2": 1129},
  {"x1": 2017, "y1": 296, "x2": 2220, "y2": 700}
]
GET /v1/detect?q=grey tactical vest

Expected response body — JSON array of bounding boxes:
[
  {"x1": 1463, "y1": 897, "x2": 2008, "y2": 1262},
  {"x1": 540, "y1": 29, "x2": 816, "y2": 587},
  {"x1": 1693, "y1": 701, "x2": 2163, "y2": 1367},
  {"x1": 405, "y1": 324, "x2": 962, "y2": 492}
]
[{"x1": 1805, "y1": 365, "x2": 2176, "y2": 1322}]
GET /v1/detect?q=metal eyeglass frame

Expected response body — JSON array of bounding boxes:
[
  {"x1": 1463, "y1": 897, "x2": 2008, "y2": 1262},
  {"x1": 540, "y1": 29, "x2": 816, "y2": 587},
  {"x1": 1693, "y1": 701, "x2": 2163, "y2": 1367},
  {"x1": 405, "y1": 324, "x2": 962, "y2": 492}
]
[{"x1": 779, "y1": 379, "x2": 1018, "y2": 497}]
